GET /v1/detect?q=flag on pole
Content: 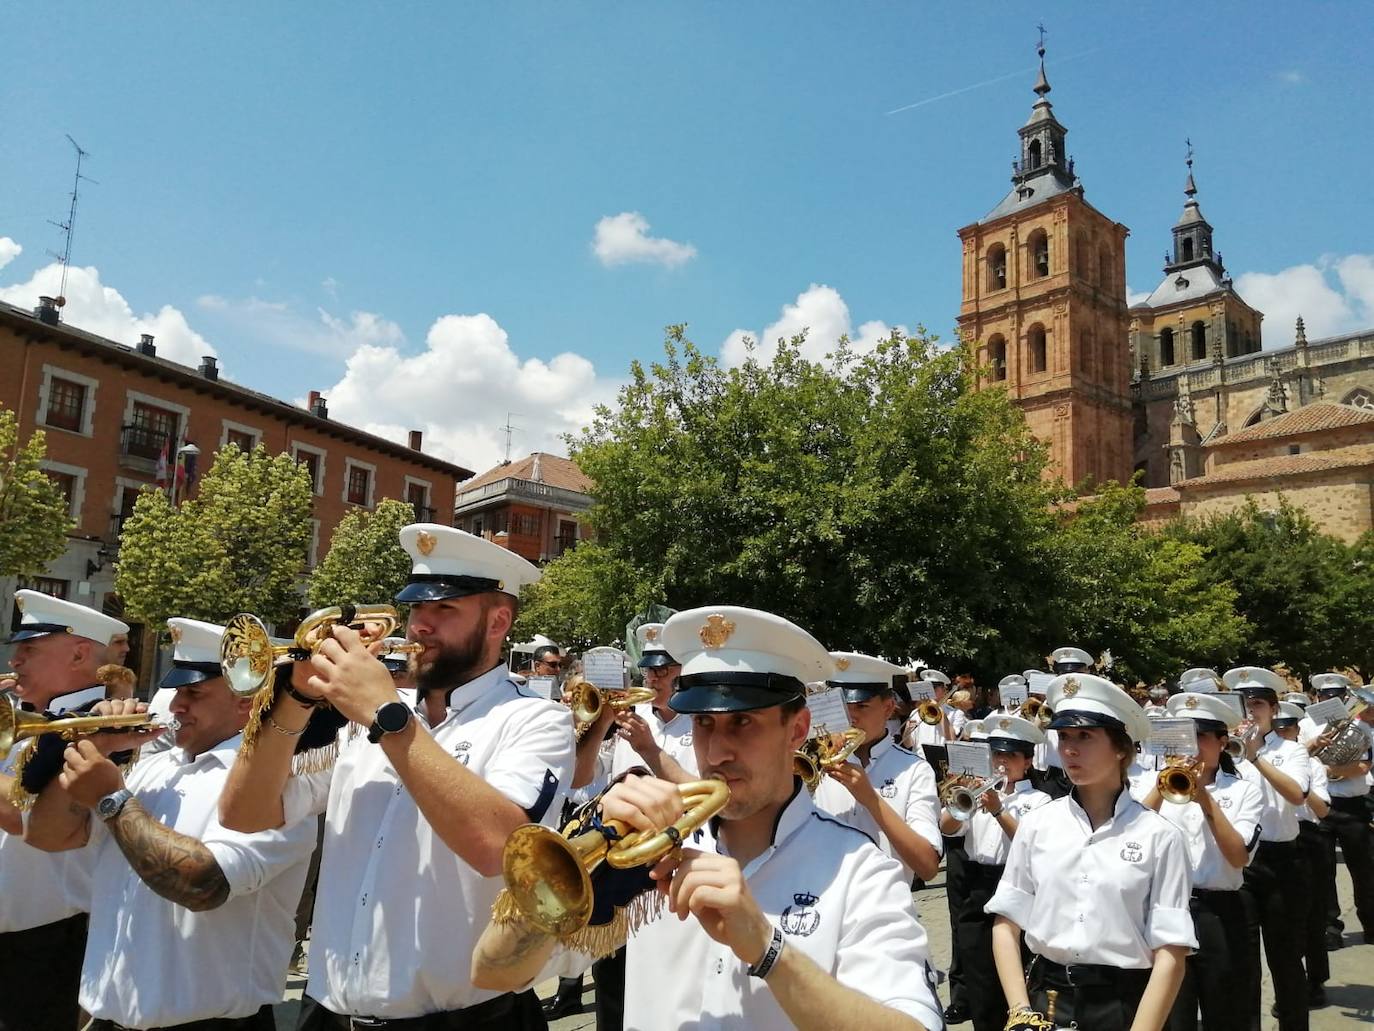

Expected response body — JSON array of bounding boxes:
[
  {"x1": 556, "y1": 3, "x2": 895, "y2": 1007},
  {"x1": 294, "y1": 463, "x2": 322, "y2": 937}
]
[{"x1": 155, "y1": 438, "x2": 170, "y2": 491}]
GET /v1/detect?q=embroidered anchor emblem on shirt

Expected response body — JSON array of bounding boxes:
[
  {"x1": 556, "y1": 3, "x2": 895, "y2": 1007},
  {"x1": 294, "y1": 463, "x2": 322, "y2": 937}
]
[
  {"x1": 1120, "y1": 840, "x2": 1144, "y2": 863},
  {"x1": 781, "y1": 892, "x2": 821, "y2": 937}
]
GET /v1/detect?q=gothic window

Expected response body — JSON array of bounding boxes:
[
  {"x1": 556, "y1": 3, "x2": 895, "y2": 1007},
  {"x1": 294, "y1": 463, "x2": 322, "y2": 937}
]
[
  {"x1": 1343, "y1": 389, "x2": 1374, "y2": 411},
  {"x1": 986, "y1": 244, "x2": 1007, "y2": 291},
  {"x1": 1098, "y1": 245, "x2": 1112, "y2": 294},
  {"x1": 1244, "y1": 408, "x2": 1264, "y2": 428},
  {"x1": 1191, "y1": 321, "x2": 1207, "y2": 361},
  {"x1": 1226, "y1": 320, "x2": 1238, "y2": 358},
  {"x1": 988, "y1": 335, "x2": 1008, "y2": 381},
  {"x1": 1182, "y1": 237, "x2": 1195, "y2": 262},
  {"x1": 1028, "y1": 229, "x2": 1050, "y2": 279},
  {"x1": 1027, "y1": 139, "x2": 1042, "y2": 170},
  {"x1": 1160, "y1": 327, "x2": 1176, "y2": 367},
  {"x1": 1028, "y1": 324, "x2": 1048, "y2": 374}
]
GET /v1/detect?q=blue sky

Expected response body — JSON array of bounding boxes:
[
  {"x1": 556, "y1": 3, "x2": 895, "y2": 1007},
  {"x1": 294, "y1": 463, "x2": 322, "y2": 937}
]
[{"x1": 3, "y1": 4, "x2": 1371, "y2": 471}]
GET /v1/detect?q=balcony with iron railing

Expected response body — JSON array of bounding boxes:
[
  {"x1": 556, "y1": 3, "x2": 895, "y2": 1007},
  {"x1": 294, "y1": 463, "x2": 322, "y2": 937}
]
[
  {"x1": 119, "y1": 424, "x2": 171, "y2": 472},
  {"x1": 411, "y1": 503, "x2": 437, "y2": 523}
]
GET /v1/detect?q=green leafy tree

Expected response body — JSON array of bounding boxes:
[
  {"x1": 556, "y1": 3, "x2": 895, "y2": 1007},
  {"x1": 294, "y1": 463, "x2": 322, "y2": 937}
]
[
  {"x1": 115, "y1": 444, "x2": 313, "y2": 630},
  {"x1": 0, "y1": 407, "x2": 73, "y2": 577},
  {"x1": 513, "y1": 542, "x2": 644, "y2": 652},
  {"x1": 1049, "y1": 483, "x2": 1249, "y2": 684},
  {"x1": 307, "y1": 498, "x2": 414, "y2": 610}
]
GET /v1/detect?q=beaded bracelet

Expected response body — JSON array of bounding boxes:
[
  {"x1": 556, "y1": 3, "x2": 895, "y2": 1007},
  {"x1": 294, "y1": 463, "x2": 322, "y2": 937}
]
[{"x1": 748, "y1": 925, "x2": 785, "y2": 979}]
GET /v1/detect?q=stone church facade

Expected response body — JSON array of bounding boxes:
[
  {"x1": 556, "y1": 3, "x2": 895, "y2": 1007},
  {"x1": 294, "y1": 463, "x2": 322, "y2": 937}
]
[{"x1": 959, "y1": 43, "x2": 1374, "y2": 542}]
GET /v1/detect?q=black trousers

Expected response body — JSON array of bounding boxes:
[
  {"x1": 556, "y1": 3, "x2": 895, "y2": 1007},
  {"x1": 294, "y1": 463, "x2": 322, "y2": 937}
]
[
  {"x1": 591, "y1": 945, "x2": 626, "y2": 1031},
  {"x1": 1298, "y1": 822, "x2": 1330, "y2": 989},
  {"x1": 1323, "y1": 796, "x2": 1374, "y2": 935},
  {"x1": 0, "y1": 912, "x2": 87, "y2": 1031},
  {"x1": 942, "y1": 834, "x2": 969, "y2": 1010},
  {"x1": 1240, "y1": 839, "x2": 1309, "y2": 1031},
  {"x1": 956, "y1": 860, "x2": 1016, "y2": 1031},
  {"x1": 90, "y1": 1006, "x2": 275, "y2": 1031},
  {"x1": 296, "y1": 991, "x2": 547, "y2": 1030},
  {"x1": 1026, "y1": 957, "x2": 1150, "y2": 1031},
  {"x1": 1167, "y1": 889, "x2": 1249, "y2": 1031}
]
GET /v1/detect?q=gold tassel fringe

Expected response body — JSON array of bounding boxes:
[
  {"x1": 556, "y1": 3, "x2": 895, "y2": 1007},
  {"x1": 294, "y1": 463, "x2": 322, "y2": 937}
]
[
  {"x1": 489, "y1": 886, "x2": 665, "y2": 959},
  {"x1": 8, "y1": 741, "x2": 36, "y2": 811}
]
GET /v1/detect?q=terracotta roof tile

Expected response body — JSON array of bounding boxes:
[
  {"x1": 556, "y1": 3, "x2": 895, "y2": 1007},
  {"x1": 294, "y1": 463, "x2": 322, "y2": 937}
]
[
  {"x1": 1212, "y1": 402, "x2": 1374, "y2": 447},
  {"x1": 1178, "y1": 445, "x2": 1374, "y2": 488},
  {"x1": 457, "y1": 452, "x2": 592, "y2": 496},
  {"x1": 1144, "y1": 486, "x2": 1181, "y2": 505}
]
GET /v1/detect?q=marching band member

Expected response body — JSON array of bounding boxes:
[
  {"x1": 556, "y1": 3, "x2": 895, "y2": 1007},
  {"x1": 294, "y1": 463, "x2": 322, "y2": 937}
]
[
  {"x1": 611, "y1": 622, "x2": 696, "y2": 784},
  {"x1": 903, "y1": 668, "x2": 956, "y2": 749},
  {"x1": 0, "y1": 591, "x2": 127, "y2": 1030},
  {"x1": 1137, "y1": 691, "x2": 1264, "y2": 1031},
  {"x1": 473, "y1": 606, "x2": 944, "y2": 1029},
  {"x1": 988, "y1": 673, "x2": 1195, "y2": 1031},
  {"x1": 25, "y1": 618, "x2": 316, "y2": 1031},
  {"x1": 218, "y1": 524, "x2": 573, "y2": 1029},
  {"x1": 938, "y1": 714, "x2": 1049, "y2": 1031},
  {"x1": 813, "y1": 652, "x2": 941, "y2": 882},
  {"x1": 1294, "y1": 717, "x2": 1332, "y2": 1010},
  {"x1": 1225, "y1": 666, "x2": 1313, "y2": 1031}
]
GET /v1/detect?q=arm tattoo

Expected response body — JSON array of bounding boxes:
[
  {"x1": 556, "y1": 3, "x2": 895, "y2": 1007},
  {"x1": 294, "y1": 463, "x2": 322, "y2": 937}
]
[
  {"x1": 107, "y1": 799, "x2": 231, "y2": 912},
  {"x1": 482, "y1": 914, "x2": 556, "y2": 971}
]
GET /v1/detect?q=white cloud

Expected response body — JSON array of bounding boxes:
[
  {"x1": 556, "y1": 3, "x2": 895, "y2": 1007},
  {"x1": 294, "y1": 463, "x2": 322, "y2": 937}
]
[
  {"x1": 721, "y1": 283, "x2": 907, "y2": 367},
  {"x1": 197, "y1": 293, "x2": 403, "y2": 356},
  {"x1": 1278, "y1": 70, "x2": 1305, "y2": 85},
  {"x1": 0, "y1": 254, "x2": 216, "y2": 367},
  {"x1": 319, "y1": 312, "x2": 621, "y2": 473},
  {"x1": 1235, "y1": 254, "x2": 1374, "y2": 347},
  {"x1": 592, "y1": 212, "x2": 697, "y2": 268},
  {"x1": 0, "y1": 238, "x2": 21, "y2": 271},
  {"x1": 1126, "y1": 286, "x2": 1151, "y2": 307}
]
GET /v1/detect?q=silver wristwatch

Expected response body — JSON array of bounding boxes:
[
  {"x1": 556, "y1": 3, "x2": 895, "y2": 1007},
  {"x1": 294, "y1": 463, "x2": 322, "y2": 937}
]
[{"x1": 96, "y1": 788, "x2": 134, "y2": 821}]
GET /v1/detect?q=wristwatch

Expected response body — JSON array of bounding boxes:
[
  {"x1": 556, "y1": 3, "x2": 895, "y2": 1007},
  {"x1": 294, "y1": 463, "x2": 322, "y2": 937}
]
[
  {"x1": 96, "y1": 788, "x2": 134, "y2": 821},
  {"x1": 367, "y1": 700, "x2": 413, "y2": 744}
]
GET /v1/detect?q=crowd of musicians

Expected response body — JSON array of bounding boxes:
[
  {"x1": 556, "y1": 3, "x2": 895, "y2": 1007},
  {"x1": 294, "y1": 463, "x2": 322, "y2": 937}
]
[{"x1": 0, "y1": 521, "x2": 1370, "y2": 1031}]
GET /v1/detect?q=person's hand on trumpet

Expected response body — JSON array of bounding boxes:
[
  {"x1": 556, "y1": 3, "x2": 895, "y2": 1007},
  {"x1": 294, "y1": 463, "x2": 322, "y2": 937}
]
[
  {"x1": 78, "y1": 698, "x2": 165, "y2": 755},
  {"x1": 306, "y1": 624, "x2": 400, "y2": 727},
  {"x1": 823, "y1": 760, "x2": 879, "y2": 813}
]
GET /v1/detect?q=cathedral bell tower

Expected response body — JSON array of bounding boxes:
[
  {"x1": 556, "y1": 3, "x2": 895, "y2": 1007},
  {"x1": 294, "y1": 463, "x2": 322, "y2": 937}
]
[{"x1": 957, "y1": 38, "x2": 1134, "y2": 488}]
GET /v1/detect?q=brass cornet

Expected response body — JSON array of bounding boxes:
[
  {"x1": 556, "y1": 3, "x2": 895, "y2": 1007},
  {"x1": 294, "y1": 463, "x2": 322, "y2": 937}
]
[
  {"x1": 500, "y1": 778, "x2": 730, "y2": 937},
  {"x1": 1157, "y1": 755, "x2": 1205, "y2": 804},
  {"x1": 793, "y1": 727, "x2": 866, "y2": 792},
  {"x1": 1019, "y1": 697, "x2": 1053, "y2": 729},
  {"x1": 0, "y1": 694, "x2": 173, "y2": 760},
  {"x1": 914, "y1": 699, "x2": 944, "y2": 726},
  {"x1": 219, "y1": 604, "x2": 404, "y2": 697},
  {"x1": 566, "y1": 674, "x2": 655, "y2": 738},
  {"x1": 942, "y1": 774, "x2": 1007, "y2": 821}
]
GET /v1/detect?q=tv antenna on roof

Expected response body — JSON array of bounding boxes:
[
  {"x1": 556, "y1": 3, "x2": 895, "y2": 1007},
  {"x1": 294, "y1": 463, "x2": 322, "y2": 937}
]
[
  {"x1": 499, "y1": 412, "x2": 523, "y2": 465},
  {"x1": 47, "y1": 135, "x2": 97, "y2": 308}
]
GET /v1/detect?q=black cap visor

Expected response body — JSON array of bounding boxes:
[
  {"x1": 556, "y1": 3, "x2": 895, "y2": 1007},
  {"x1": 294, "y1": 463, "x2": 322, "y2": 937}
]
[
  {"x1": 672, "y1": 672, "x2": 804, "y2": 714},
  {"x1": 1052, "y1": 662, "x2": 1092, "y2": 675},
  {"x1": 395, "y1": 574, "x2": 504, "y2": 604},
  {"x1": 1234, "y1": 686, "x2": 1279, "y2": 704},
  {"x1": 1047, "y1": 709, "x2": 1125, "y2": 733},
  {"x1": 1190, "y1": 718, "x2": 1230, "y2": 736},
  {"x1": 160, "y1": 661, "x2": 224, "y2": 690},
  {"x1": 637, "y1": 651, "x2": 678, "y2": 670},
  {"x1": 9, "y1": 623, "x2": 72, "y2": 644},
  {"x1": 987, "y1": 736, "x2": 1035, "y2": 756},
  {"x1": 835, "y1": 682, "x2": 892, "y2": 704}
]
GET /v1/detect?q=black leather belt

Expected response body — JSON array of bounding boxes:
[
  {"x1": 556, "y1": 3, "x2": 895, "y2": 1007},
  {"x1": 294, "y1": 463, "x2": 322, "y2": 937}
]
[
  {"x1": 319, "y1": 991, "x2": 522, "y2": 1029},
  {"x1": 1032, "y1": 956, "x2": 1149, "y2": 990}
]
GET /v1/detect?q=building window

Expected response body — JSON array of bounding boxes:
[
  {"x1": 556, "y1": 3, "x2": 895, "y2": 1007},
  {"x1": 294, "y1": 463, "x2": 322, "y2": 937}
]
[
  {"x1": 1028, "y1": 230, "x2": 1050, "y2": 279},
  {"x1": 1098, "y1": 246, "x2": 1112, "y2": 293},
  {"x1": 405, "y1": 479, "x2": 434, "y2": 522},
  {"x1": 1182, "y1": 238, "x2": 1195, "y2": 262},
  {"x1": 1190, "y1": 321, "x2": 1207, "y2": 361},
  {"x1": 1028, "y1": 324, "x2": 1048, "y2": 374},
  {"x1": 292, "y1": 444, "x2": 326, "y2": 496},
  {"x1": 1027, "y1": 139, "x2": 1042, "y2": 170},
  {"x1": 30, "y1": 576, "x2": 69, "y2": 600},
  {"x1": 512, "y1": 512, "x2": 541, "y2": 537},
  {"x1": 1160, "y1": 327, "x2": 1176, "y2": 367},
  {"x1": 124, "y1": 401, "x2": 179, "y2": 461},
  {"x1": 1343, "y1": 389, "x2": 1374, "y2": 411},
  {"x1": 345, "y1": 463, "x2": 373, "y2": 507},
  {"x1": 555, "y1": 519, "x2": 579, "y2": 557},
  {"x1": 221, "y1": 420, "x2": 261, "y2": 453},
  {"x1": 986, "y1": 244, "x2": 1007, "y2": 291},
  {"x1": 987, "y1": 335, "x2": 1007, "y2": 382},
  {"x1": 1079, "y1": 329, "x2": 1094, "y2": 374},
  {"x1": 45, "y1": 471, "x2": 78, "y2": 517},
  {"x1": 45, "y1": 378, "x2": 87, "y2": 432}
]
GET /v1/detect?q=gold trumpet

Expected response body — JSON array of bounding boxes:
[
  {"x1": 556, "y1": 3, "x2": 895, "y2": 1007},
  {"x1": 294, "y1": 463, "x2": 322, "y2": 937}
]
[
  {"x1": 793, "y1": 726, "x2": 866, "y2": 792},
  {"x1": 501, "y1": 778, "x2": 730, "y2": 937},
  {"x1": 1019, "y1": 697, "x2": 1053, "y2": 729},
  {"x1": 1157, "y1": 755, "x2": 1205, "y2": 804},
  {"x1": 0, "y1": 694, "x2": 173, "y2": 760},
  {"x1": 219, "y1": 604, "x2": 403, "y2": 697},
  {"x1": 566, "y1": 675, "x2": 655, "y2": 737},
  {"x1": 942, "y1": 774, "x2": 1007, "y2": 822},
  {"x1": 914, "y1": 699, "x2": 944, "y2": 726}
]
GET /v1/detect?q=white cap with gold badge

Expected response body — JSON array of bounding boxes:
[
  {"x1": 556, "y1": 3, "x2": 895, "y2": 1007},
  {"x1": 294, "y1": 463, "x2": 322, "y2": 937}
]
[
  {"x1": 1047, "y1": 672, "x2": 1153, "y2": 743},
  {"x1": 662, "y1": 606, "x2": 832, "y2": 714},
  {"x1": 1165, "y1": 692, "x2": 1242, "y2": 732},
  {"x1": 636, "y1": 623, "x2": 677, "y2": 670},
  {"x1": 162, "y1": 618, "x2": 228, "y2": 689},
  {"x1": 1222, "y1": 666, "x2": 1287, "y2": 699},
  {"x1": 1310, "y1": 672, "x2": 1353, "y2": 697},
  {"x1": 982, "y1": 713, "x2": 1045, "y2": 754},
  {"x1": 10, "y1": 589, "x2": 128, "y2": 645},
  {"x1": 394, "y1": 523, "x2": 541, "y2": 603},
  {"x1": 828, "y1": 653, "x2": 906, "y2": 703},
  {"x1": 1178, "y1": 667, "x2": 1221, "y2": 694},
  {"x1": 1050, "y1": 646, "x2": 1094, "y2": 673}
]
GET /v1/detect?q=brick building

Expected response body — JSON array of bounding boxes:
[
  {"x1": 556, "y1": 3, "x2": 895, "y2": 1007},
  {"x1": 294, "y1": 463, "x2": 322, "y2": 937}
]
[
  {"x1": 453, "y1": 452, "x2": 593, "y2": 563},
  {"x1": 1, "y1": 295, "x2": 472, "y2": 670}
]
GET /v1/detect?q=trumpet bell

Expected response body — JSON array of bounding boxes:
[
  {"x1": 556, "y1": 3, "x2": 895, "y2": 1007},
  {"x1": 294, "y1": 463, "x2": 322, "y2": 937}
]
[
  {"x1": 1224, "y1": 738, "x2": 1245, "y2": 760},
  {"x1": 916, "y1": 700, "x2": 943, "y2": 726},
  {"x1": 501, "y1": 823, "x2": 605, "y2": 938},
  {"x1": 220, "y1": 614, "x2": 278, "y2": 697},
  {"x1": 1157, "y1": 757, "x2": 1202, "y2": 804}
]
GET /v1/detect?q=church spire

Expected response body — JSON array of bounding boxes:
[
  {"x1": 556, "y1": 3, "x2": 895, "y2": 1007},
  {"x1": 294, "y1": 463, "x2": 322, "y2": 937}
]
[
  {"x1": 1166, "y1": 139, "x2": 1222, "y2": 276},
  {"x1": 1033, "y1": 24, "x2": 1051, "y2": 97},
  {"x1": 1008, "y1": 27, "x2": 1074, "y2": 196}
]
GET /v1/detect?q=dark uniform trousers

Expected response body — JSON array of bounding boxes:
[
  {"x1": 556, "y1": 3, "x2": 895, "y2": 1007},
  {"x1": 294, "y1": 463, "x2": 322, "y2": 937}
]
[
  {"x1": 591, "y1": 945, "x2": 626, "y2": 1031},
  {"x1": 1167, "y1": 889, "x2": 1249, "y2": 1031},
  {"x1": 90, "y1": 1006, "x2": 275, "y2": 1031},
  {"x1": 1298, "y1": 822, "x2": 1330, "y2": 991},
  {"x1": 957, "y1": 859, "x2": 1021, "y2": 1031},
  {"x1": 1240, "y1": 839, "x2": 1310, "y2": 1031},
  {"x1": 941, "y1": 833, "x2": 969, "y2": 1012},
  {"x1": 296, "y1": 991, "x2": 547, "y2": 1030},
  {"x1": 0, "y1": 912, "x2": 87, "y2": 1031},
  {"x1": 1026, "y1": 957, "x2": 1150, "y2": 1031},
  {"x1": 1321, "y1": 796, "x2": 1374, "y2": 937}
]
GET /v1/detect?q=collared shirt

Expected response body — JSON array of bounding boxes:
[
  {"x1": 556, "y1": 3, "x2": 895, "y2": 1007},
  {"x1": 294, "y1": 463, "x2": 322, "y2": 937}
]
[
  {"x1": 80, "y1": 734, "x2": 316, "y2": 1027},
  {"x1": 1299, "y1": 761, "x2": 1331, "y2": 823},
  {"x1": 944, "y1": 704, "x2": 968, "y2": 738},
  {"x1": 987, "y1": 788, "x2": 1197, "y2": 968},
  {"x1": 905, "y1": 716, "x2": 946, "y2": 752},
  {"x1": 0, "y1": 685, "x2": 104, "y2": 933},
  {"x1": 623, "y1": 783, "x2": 943, "y2": 1030},
  {"x1": 947, "y1": 779, "x2": 1051, "y2": 866},
  {"x1": 281, "y1": 666, "x2": 573, "y2": 1019},
  {"x1": 609, "y1": 703, "x2": 698, "y2": 781},
  {"x1": 813, "y1": 734, "x2": 942, "y2": 878},
  {"x1": 1151, "y1": 770, "x2": 1263, "y2": 890},
  {"x1": 1237, "y1": 732, "x2": 1311, "y2": 842}
]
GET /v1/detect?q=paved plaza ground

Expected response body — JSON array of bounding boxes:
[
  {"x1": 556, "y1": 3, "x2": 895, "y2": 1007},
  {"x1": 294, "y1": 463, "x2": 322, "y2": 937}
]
[{"x1": 270, "y1": 861, "x2": 1373, "y2": 1029}]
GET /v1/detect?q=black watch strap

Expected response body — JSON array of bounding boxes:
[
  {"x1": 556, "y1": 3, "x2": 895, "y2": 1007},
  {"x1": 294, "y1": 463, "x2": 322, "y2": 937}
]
[{"x1": 281, "y1": 683, "x2": 320, "y2": 709}]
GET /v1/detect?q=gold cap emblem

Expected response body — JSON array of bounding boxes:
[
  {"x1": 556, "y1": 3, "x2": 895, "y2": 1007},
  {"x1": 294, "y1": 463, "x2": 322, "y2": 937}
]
[
  {"x1": 1062, "y1": 678, "x2": 1080, "y2": 698},
  {"x1": 644, "y1": 627, "x2": 659, "y2": 642},
  {"x1": 14, "y1": 597, "x2": 24, "y2": 612},
  {"x1": 1185, "y1": 696, "x2": 1199, "y2": 709},
  {"x1": 416, "y1": 530, "x2": 437, "y2": 556},
  {"x1": 169, "y1": 625, "x2": 183, "y2": 644},
  {"x1": 998, "y1": 718, "x2": 1011, "y2": 730},
  {"x1": 834, "y1": 657, "x2": 850, "y2": 671},
  {"x1": 698, "y1": 614, "x2": 736, "y2": 649}
]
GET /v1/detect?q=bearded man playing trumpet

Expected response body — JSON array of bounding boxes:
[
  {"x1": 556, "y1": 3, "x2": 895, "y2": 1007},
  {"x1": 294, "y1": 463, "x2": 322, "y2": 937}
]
[{"x1": 474, "y1": 606, "x2": 942, "y2": 1030}]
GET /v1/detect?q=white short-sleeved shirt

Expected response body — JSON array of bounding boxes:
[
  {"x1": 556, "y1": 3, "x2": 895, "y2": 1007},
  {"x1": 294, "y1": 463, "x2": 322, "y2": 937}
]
[
  {"x1": 813, "y1": 734, "x2": 942, "y2": 877},
  {"x1": 623, "y1": 784, "x2": 943, "y2": 1030},
  {"x1": 947, "y1": 779, "x2": 1051, "y2": 866},
  {"x1": 945, "y1": 705, "x2": 968, "y2": 738},
  {"x1": 905, "y1": 715, "x2": 947, "y2": 752},
  {"x1": 1237, "y1": 733, "x2": 1311, "y2": 842},
  {"x1": 1152, "y1": 770, "x2": 1263, "y2": 890},
  {"x1": 281, "y1": 666, "x2": 573, "y2": 1019},
  {"x1": 609, "y1": 704, "x2": 698, "y2": 781},
  {"x1": 987, "y1": 788, "x2": 1198, "y2": 968},
  {"x1": 1299, "y1": 761, "x2": 1331, "y2": 823},
  {"x1": 80, "y1": 734, "x2": 316, "y2": 1026},
  {"x1": 1, "y1": 685, "x2": 104, "y2": 933}
]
